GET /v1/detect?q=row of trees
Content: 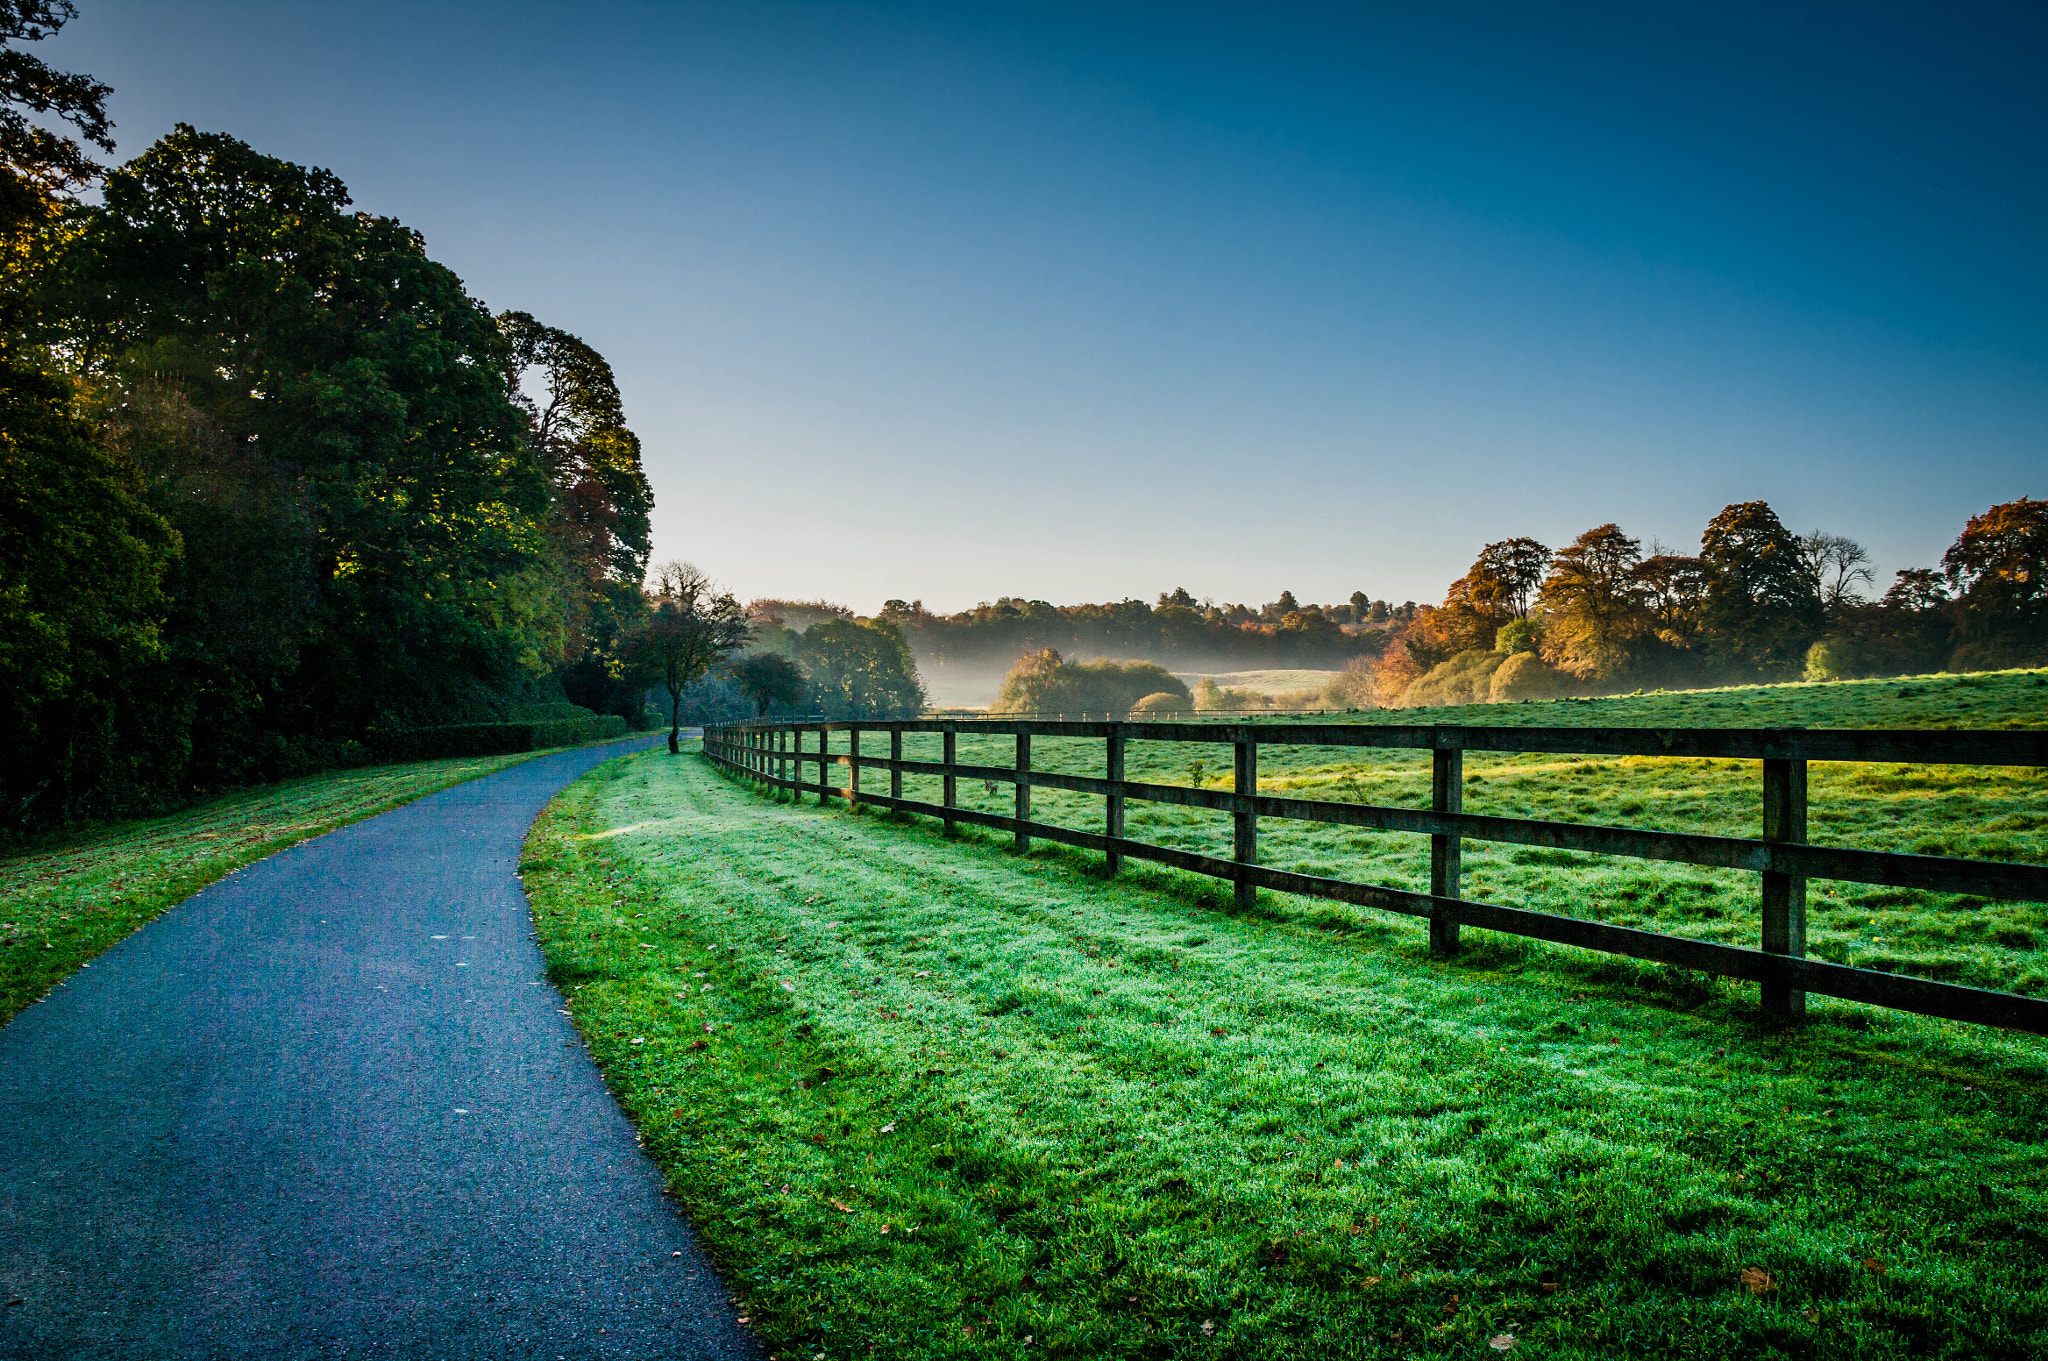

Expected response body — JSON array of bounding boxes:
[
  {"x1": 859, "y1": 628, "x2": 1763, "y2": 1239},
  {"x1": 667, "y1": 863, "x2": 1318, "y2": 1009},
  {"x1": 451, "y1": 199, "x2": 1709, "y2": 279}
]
[
  {"x1": 1378, "y1": 498, "x2": 2047, "y2": 705},
  {"x1": 0, "y1": 5, "x2": 662, "y2": 832},
  {"x1": 864, "y1": 590, "x2": 1400, "y2": 674}
]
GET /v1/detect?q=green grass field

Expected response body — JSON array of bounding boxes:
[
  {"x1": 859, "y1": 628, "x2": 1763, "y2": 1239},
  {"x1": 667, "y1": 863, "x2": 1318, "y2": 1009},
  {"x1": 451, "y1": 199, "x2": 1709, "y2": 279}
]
[
  {"x1": 524, "y1": 668, "x2": 2048, "y2": 1361},
  {"x1": 0, "y1": 751, "x2": 547, "y2": 1023}
]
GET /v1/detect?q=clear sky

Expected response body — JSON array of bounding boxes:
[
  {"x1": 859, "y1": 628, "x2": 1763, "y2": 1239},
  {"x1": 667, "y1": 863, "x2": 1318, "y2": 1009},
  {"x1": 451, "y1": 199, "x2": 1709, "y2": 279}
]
[{"x1": 49, "y1": 1, "x2": 2047, "y2": 612}]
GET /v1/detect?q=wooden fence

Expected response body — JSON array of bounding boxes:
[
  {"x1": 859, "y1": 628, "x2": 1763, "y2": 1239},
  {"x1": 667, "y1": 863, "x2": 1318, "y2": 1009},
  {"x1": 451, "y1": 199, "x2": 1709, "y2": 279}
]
[{"x1": 700, "y1": 718, "x2": 2048, "y2": 1035}]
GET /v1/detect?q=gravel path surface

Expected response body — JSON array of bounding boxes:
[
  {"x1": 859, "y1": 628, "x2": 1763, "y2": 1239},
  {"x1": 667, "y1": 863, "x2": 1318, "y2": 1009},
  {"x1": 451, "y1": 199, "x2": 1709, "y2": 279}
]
[{"x1": 0, "y1": 736, "x2": 763, "y2": 1360}]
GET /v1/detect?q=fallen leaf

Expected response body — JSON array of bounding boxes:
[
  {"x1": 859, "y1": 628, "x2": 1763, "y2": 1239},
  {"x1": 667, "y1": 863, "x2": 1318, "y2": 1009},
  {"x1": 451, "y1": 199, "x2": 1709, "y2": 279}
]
[
  {"x1": 1200, "y1": 1320, "x2": 1215, "y2": 1336},
  {"x1": 1863, "y1": 1257, "x2": 1887, "y2": 1276},
  {"x1": 1489, "y1": 1335, "x2": 1517, "y2": 1352},
  {"x1": 1333, "y1": 1159, "x2": 1346, "y2": 1170},
  {"x1": 1803, "y1": 1308, "x2": 1821, "y2": 1323},
  {"x1": 781, "y1": 981, "x2": 796, "y2": 992},
  {"x1": 831, "y1": 1199, "x2": 854, "y2": 1213},
  {"x1": 880, "y1": 1122, "x2": 897, "y2": 1134},
  {"x1": 1363, "y1": 1275, "x2": 1381, "y2": 1287},
  {"x1": 630, "y1": 1037, "x2": 645, "y2": 1046},
  {"x1": 1210, "y1": 1027, "x2": 1227, "y2": 1038},
  {"x1": 914, "y1": 970, "x2": 931, "y2": 978},
  {"x1": 1740, "y1": 1267, "x2": 1776, "y2": 1295},
  {"x1": 880, "y1": 1224, "x2": 891, "y2": 1234}
]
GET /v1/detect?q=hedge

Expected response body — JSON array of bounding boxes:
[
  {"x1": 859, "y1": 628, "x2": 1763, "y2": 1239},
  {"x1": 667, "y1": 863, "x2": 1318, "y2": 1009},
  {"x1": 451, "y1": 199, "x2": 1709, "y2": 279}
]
[{"x1": 366, "y1": 714, "x2": 631, "y2": 762}]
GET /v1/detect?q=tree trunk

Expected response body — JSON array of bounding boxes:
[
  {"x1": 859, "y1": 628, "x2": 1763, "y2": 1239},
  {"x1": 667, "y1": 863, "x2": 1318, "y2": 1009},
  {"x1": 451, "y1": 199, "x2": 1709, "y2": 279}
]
[{"x1": 668, "y1": 685, "x2": 683, "y2": 755}]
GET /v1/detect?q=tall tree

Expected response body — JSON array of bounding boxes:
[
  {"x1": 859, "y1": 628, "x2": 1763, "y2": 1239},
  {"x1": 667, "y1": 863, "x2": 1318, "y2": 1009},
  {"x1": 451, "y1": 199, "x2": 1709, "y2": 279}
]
[
  {"x1": 1797, "y1": 530, "x2": 1875, "y2": 611},
  {"x1": 498, "y1": 310, "x2": 654, "y2": 718},
  {"x1": 797, "y1": 616, "x2": 927, "y2": 719},
  {"x1": 1698, "y1": 501, "x2": 1823, "y2": 675},
  {"x1": 53, "y1": 127, "x2": 554, "y2": 732},
  {"x1": 1473, "y1": 538, "x2": 1552, "y2": 619},
  {"x1": 727, "y1": 652, "x2": 805, "y2": 718},
  {"x1": 1537, "y1": 524, "x2": 1647, "y2": 680},
  {"x1": 1942, "y1": 497, "x2": 2048, "y2": 665},
  {"x1": 1633, "y1": 551, "x2": 1708, "y2": 649},
  {"x1": 636, "y1": 561, "x2": 748, "y2": 753}
]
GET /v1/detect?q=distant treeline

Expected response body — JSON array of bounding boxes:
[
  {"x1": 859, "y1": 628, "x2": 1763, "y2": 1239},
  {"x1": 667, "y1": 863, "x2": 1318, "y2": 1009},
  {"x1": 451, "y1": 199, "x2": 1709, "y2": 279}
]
[
  {"x1": 1374, "y1": 499, "x2": 2046, "y2": 707},
  {"x1": 750, "y1": 589, "x2": 1405, "y2": 677},
  {"x1": 757, "y1": 494, "x2": 2044, "y2": 716},
  {"x1": 0, "y1": 8, "x2": 662, "y2": 834}
]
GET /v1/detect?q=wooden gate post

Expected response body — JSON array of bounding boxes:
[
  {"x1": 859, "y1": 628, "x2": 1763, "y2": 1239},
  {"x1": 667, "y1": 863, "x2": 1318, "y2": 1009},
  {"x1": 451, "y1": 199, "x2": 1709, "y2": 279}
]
[
  {"x1": 1015, "y1": 732, "x2": 1033, "y2": 852},
  {"x1": 849, "y1": 728, "x2": 861, "y2": 801},
  {"x1": 789, "y1": 725, "x2": 803, "y2": 802},
  {"x1": 942, "y1": 723, "x2": 958, "y2": 835},
  {"x1": 1105, "y1": 723, "x2": 1126, "y2": 875},
  {"x1": 1430, "y1": 745, "x2": 1462, "y2": 955},
  {"x1": 819, "y1": 726, "x2": 833, "y2": 805},
  {"x1": 890, "y1": 730, "x2": 903, "y2": 801},
  {"x1": 1234, "y1": 732, "x2": 1258, "y2": 910},
  {"x1": 1761, "y1": 755, "x2": 1809, "y2": 1024}
]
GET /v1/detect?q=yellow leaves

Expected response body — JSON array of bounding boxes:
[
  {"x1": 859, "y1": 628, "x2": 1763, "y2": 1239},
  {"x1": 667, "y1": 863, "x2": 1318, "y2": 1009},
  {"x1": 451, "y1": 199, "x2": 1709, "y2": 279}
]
[{"x1": 1739, "y1": 1266, "x2": 1776, "y2": 1296}]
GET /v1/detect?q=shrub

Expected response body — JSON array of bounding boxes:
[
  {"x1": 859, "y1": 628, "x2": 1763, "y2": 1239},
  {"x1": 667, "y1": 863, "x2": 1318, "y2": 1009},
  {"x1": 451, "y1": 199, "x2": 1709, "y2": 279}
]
[
  {"x1": 1495, "y1": 617, "x2": 1544, "y2": 655},
  {"x1": 1131, "y1": 691, "x2": 1194, "y2": 717},
  {"x1": 366, "y1": 714, "x2": 628, "y2": 761},
  {"x1": 993, "y1": 649, "x2": 1189, "y2": 716},
  {"x1": 1805, "y1": 637, "x2": 1852, "y2": 681},
  {"x1": 1489, "y1": 651, "x2": 1570, "y2": 702},
  {"x1": 1397, "y1": 649, "x2": 1505, "y2": 707}
]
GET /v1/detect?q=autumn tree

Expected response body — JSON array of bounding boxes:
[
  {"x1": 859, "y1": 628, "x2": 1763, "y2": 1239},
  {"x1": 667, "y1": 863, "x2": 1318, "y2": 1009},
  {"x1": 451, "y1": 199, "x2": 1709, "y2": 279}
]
[
  {"x1": 1633, "y1": 551, "x2": 1708, "y2": 649},
  {"x1": 1537, "y1": 524, "x2": 1648, "y2": 680},
  {"x1": 1943, "y1": 497, "x2": 2048, "y2": 665}
]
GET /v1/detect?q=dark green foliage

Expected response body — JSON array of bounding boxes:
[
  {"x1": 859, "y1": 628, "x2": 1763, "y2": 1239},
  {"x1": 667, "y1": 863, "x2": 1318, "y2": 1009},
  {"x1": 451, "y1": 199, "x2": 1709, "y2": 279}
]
[
  {"x1": 0, "y1": 362, "x2": 175, "y2": 825},
  {"x1": 0, "y1": 2, "x2": 109, "y2": 238},
  {"x1": 798, "y1": 616, "x2": 926, "y2": 719},
  {"x1": 365, "y1": 715, "x2": 627, "y2": 761},
  {"x1": 992, "y1": 647, "x2": 1190, "y2": 715},
  {"x1": 728, "y1": 652, "x2": 807, "y2": 717},
  {"x1": 0, "y1": 110, "x2": 656, "y2": 835},
  {"x1": 1699, "y1": 501, "x2": 1825, "y2": 677}
]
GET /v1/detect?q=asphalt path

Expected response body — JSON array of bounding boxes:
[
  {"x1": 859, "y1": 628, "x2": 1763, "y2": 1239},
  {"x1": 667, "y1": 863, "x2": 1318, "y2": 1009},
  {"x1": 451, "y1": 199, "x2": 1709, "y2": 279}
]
[{"x1": 0, "y1": 735, "x2": 764, "y2": 1360}]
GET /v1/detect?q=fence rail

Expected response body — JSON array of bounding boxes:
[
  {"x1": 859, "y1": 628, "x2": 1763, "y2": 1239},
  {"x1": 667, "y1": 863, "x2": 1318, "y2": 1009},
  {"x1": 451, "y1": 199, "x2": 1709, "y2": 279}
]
[{"x1": 700, "y1": 718, "x2": 2048, "y2": 1036}]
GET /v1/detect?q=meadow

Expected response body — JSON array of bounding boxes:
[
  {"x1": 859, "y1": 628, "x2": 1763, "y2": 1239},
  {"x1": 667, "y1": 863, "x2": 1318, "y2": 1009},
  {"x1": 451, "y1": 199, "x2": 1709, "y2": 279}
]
[
  {"x1": 0, "y1": 751, "x2": 549, "y2": 1023},
  {"x1": 523, "y1": 668, "x2": 2048, "y2": 1361}
]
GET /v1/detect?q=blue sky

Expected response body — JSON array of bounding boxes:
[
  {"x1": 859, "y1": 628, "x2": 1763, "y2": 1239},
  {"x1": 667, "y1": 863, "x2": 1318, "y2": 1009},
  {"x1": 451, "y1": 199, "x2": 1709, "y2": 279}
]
[{"x1": 51, "y1": 1, "x2": 2047, "y2": 611}]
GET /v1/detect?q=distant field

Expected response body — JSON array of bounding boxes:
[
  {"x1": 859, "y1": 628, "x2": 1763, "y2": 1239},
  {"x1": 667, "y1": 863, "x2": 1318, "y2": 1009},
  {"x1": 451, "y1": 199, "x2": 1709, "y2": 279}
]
[
  {"x1": 529, "y1": 668, "x2": 2048, "y2": 1361},
  {"x1": 1173, "y1": 668, "x2": 1341, "y2": 696}
]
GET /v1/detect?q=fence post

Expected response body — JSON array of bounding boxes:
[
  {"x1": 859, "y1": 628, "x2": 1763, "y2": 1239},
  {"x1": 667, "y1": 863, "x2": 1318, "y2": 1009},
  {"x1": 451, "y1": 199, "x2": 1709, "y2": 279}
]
[
  {"x1": 1234, "y1": 731, "x2": 1258, "y2": 910},
  {"x1": 1105, "y1": 723, "x2": 1126, "y2": 875},
  {"x1": 890, "y1": 729, "x2": 903, "y2": 801},
  {"x1": 1761, "y1": 755, "x2": 1808, "y2": 1024},
  {"x1": 1430, "y1": 744, "x2": 1462, "y2": 955},
  {"x1": 819, "y1": 725, "x2": 834, "y2": 804},
  {"x1": 789, "y1": 725, "x2": 802, "y2": 802},
  {"x1": 1015, "y1": 731, "x2": 1032, "y2": 852},
  {"x1": 943, "y1": 723, "x2": 958, "y2": 835}
]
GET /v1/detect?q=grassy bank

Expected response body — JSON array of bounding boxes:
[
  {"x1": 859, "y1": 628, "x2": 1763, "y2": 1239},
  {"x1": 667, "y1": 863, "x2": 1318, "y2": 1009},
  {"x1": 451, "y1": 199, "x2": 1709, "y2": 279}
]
[
  {"x1": 525, "y1": 675, "x2": 2048, "y2": 1360},
  {"x1": 0, "y1": 751, "x2": 549, "y2": 1023}
]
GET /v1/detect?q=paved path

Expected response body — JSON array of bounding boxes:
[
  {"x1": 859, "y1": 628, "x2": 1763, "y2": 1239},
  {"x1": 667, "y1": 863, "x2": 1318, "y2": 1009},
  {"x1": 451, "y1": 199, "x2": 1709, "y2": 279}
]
[{"x1": 0, "y1": 737, "x2": 762, "y2": 1360}]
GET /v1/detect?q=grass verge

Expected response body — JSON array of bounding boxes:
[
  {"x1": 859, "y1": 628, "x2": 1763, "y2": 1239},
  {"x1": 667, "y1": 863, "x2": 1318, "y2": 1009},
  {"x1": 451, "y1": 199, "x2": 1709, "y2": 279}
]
[
  {"x1": 525, "y1": 717, "x2": 2048, "y2": 1361},
  {"x1": 0, "y1": 749, "x2": 554, "y2": 1023}
]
